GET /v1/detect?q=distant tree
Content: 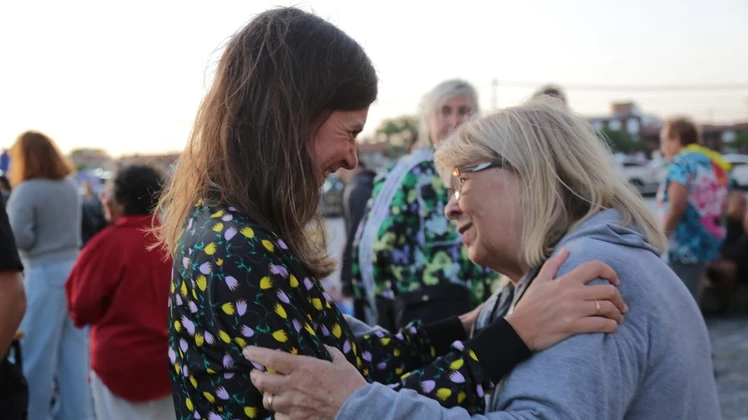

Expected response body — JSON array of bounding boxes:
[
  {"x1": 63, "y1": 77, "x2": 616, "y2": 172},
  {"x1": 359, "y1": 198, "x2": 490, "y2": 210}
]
[
  {"x1": 374, "y1": 115, "x2": 419, "y2": 160},
  {"x1": 727, "y1": 132, "x2": 748, "y2": 153},
  {"x1": 600, "y1": 128, "x2": 644, "y2": 154},
  {"x1": 68, "y1": 148, "x2": 112, "y2": 171}
]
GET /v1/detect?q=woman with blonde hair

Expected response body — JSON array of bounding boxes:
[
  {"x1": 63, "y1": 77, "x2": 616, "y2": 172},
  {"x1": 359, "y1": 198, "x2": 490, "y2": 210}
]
[
  {"x1": 246, "y1": 99, "x2": 721, "y2": 419},
  {"x1": 7, "y1": 131, "x2": 94, "y2": 420}
]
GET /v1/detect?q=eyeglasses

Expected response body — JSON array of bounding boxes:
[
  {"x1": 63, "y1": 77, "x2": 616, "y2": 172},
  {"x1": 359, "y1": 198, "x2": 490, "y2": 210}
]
[{"x1": 448, "y1": 161, "x2": 506, "y2": 200}]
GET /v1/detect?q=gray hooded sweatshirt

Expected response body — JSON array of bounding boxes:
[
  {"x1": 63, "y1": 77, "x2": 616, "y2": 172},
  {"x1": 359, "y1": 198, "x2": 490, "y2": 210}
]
[{"x1": 337, "y1": 209, "x2": 721, "y2": 419}]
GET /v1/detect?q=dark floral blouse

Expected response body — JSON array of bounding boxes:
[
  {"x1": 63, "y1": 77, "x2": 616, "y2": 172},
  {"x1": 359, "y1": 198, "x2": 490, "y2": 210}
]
[{"x1": 168, "y1": 201, "x2": 492, "y2": 419}]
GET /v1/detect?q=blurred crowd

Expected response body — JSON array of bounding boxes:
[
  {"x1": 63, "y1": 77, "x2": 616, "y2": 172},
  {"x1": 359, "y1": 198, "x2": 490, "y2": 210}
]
[{"x1": 0, "y1": 72, "x2": 744, "y2": 420}]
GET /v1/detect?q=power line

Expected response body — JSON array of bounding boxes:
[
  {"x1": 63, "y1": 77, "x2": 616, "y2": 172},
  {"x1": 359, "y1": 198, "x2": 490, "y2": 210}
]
[{"x1": 496, "y1": 81, "x2": 748, "y2": 92}]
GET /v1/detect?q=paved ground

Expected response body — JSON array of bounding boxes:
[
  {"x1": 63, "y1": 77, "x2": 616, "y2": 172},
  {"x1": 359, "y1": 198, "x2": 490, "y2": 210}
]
[{"x1": 709, "y1": 317, "x2": 748, "y2": 419}]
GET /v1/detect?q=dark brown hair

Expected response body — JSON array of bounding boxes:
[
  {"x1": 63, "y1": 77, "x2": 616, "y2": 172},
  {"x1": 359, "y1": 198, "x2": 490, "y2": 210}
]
[
  {"x1": 111, "y1": 164, "x2": 165, "y2": 216},
  {"x1": 155, "y1": 7, "x2": 377, "y2": 278},
  {"x1": 9, "y1": 131, "x2": 74, "y2": 186},
  {"x1": 664, "y1": 117, "x2": 700, "y2": 146}
]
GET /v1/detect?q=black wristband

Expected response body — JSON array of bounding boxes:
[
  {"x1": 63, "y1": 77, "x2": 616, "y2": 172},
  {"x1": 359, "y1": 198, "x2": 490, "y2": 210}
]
[
  {"x1": 423, "y1": 316, "x2": 467, "y2": 356},
  {"x1": 467, "y1": 317, "x2": 531, "y2": 383}
]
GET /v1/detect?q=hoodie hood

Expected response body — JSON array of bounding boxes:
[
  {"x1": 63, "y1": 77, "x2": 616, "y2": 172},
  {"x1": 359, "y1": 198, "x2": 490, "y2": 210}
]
[{"x1": 556, "y1": 208, "x2": 661, "y2": 258}]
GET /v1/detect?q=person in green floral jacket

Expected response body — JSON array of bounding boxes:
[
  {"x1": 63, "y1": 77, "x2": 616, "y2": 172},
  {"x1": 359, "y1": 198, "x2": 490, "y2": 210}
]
[{"x1": 353, "y1": 80, "x2": 501, "y2": 330}]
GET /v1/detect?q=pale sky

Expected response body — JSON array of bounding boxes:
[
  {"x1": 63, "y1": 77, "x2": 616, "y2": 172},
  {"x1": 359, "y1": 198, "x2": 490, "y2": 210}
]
[{"x1": 1, "y1": 0, "x2": 747, "y2": 156}]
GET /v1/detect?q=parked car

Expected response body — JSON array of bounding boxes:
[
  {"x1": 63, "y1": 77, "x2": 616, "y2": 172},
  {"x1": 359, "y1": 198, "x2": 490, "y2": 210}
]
[
  {"x1": 614, "y1": 157, "x2": 661, "y2": 195},
  {"x1": 320, "y1": 174, "x2": 345, "y2": 217},
  {"x1": 723, "y1": 154, "x2": 748, "y2": 189}
]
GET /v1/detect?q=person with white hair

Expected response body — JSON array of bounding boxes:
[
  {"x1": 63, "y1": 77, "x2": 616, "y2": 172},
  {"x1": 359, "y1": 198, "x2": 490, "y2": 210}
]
[
  {"x1": 246, "y1": 98, "x2": 721, "y2": 419},
  {"x1": 352, "y1": 80, "x2": 500, "y2": 330}
]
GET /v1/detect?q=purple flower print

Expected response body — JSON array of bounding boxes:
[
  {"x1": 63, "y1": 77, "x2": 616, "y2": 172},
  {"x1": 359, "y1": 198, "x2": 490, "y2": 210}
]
[
  {"x1": 277, "y1": 290, "x2": 290, "y2": 304},
  {"x1": 270, "y1": 264, "x2": 289, "y2": 278},
  {"x1": 421, "y1": 380, "x2": 436, "y2": 393},
  {"x1": 241, "y1": 325, "x2": 255, "y2": 338},
  {"x1": 216, "y1": 386, "x2": 229, "y2": 400},
  {"x1": 223, "y1": 355, "x2": 234, "y2": 369}
]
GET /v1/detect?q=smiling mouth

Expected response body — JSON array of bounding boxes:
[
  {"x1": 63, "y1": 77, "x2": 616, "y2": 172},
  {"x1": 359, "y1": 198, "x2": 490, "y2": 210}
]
[{"x1": 458, "y1": 222, "x2": 473, "y2": 235}]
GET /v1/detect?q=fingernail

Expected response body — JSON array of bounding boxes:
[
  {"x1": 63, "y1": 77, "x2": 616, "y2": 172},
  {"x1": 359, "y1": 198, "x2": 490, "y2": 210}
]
[
  {"x1": 242, "y1": 346, "x2": 255, "y2": 359},
  {"x1": 623, "y1": 304, "x2": 629, "y2": 313}
]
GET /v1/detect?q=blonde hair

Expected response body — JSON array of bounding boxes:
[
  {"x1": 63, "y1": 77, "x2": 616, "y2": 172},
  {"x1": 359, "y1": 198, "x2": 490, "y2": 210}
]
[
  {"x1": 414, "y1": 79, "x2": 478, "y2": 149},
  {"x1": 434, "y1": 98, "x2": 666, "y2": 268}
]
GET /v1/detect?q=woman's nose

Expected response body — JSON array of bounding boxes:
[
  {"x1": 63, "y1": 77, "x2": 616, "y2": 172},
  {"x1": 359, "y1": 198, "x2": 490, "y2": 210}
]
[
  {"x1": 444, "y1": 195, "x2": 462, "y2": 220},
  {"x1": 343, "y1": 146, "x2": 358, "y2": 170}
]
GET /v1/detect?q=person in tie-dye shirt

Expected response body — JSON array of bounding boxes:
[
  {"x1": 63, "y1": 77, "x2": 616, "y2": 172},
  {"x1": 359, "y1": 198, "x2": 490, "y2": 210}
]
[
  {"x1": 658, "y1": 117, "x2": 731, "y2": 302},
  {"x1": 352, "y1": 80, "x2": 500, "y2": 331}
]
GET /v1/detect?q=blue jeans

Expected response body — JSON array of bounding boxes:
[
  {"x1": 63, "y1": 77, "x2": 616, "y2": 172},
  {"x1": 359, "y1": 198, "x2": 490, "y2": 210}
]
[{"x1": 19, "y1": 260, "x2": 95, "y2": 420}]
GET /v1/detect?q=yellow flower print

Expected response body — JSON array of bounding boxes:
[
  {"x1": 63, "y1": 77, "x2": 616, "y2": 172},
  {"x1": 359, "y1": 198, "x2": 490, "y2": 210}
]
[
  {"x1": 180, "y1": 281, "x2": 188, "y2": 297},
  {"x1": 234, "y1": 337, "x2": 247, "y2": 348},
  {"x1": 380, "y1": 337, "x2": 391, "y2": 345},
  {"x1": 203, "y1": 391, "x2": 216, "y2": 403},
  {"x1": 262, "y1": 239, "x2": 275, "y2": 252},
  {"x1": 450, "y1": 358, "x2": 464, "y2": 370},
  {"x1": 216, "y1": 258, "x2": 224, "y2": 266},
  {"x1": 241, "y1": 227, "x2": 255, "y2": 238},
  {"x1": 457, "y1": 391, "x2": 466, "y2": 404},
  {"x1": 205, "y1": 243, "x2": 217, "y2": 255},
  {"x1": 272, "y1": 330, "x2": 288, "y2": 343},
  {"x1": 304, "y1": 323, "x2": 316, "y2": 336},
  {"x1": 197, "y1": 275, "x2": 207, "y2": 291},
  {"x1": 212, "y1": 222, "x2": 224, "y2": 232},
  {"x1": 290, "y1": 347, "x2": 298, "y2": 354},
  {"x1": 190, "y1": 376, "x2": 197, "y2": 388},
  {"x1": 274, "y1": 304, "x2": 287, "y2": 319},
  {"x1": 393, "y1": 348, "x2": 400, "y2": 357},
  {"x1": 221, "y1": 302, "x2": 235, "y2": 315},
  {"x1": 436, "y1": 388, "x2": 452, "y2": 401},
  {"x1": 312, "y1": 298, "x2": 323, "y2": 311},
  {"x1": 210, "y1": 210, "x2": 224, "y2": 219},
  {"x1": 468, "y1": 350, "x2": 478, "y2": 362},
  {"x1": 185, "y1": 398, "x2": 194, "y2": 410},
  {"x1": 170, "y1": 282, "x2": 175, "y2": 294},
  {"x1": 260, "y1": 277, "x2": 273, "y2": 289},
  {"x1": 332, "y1": 323, "x2": 342, "y2": 338},
  {"x1": 195, "y1": 333, "x2": 204, "y2": 347},
  {"x1": 174, "y1": 320, "x2": 181, "y2": 332},
  {"x1": 289, "y1": 275, "x2": 299, "y2": 288},
  {"x1": 218, "y1": 330, "x2": 231, "y2": 343},
  {"x1": 244, "y1": 407, "x2": 258, "y2": 418}
]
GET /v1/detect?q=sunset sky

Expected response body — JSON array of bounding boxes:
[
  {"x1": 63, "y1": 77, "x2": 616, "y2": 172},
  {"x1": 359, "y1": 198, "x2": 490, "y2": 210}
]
[{"x1": 1, "y1": 0, "x2": 747, "y2": 156}]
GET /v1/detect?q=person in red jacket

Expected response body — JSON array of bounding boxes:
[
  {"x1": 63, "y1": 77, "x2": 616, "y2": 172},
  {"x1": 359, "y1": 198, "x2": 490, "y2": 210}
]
[{"x1": 66, "y1": 164, "x2": 174, "y2": 419}]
